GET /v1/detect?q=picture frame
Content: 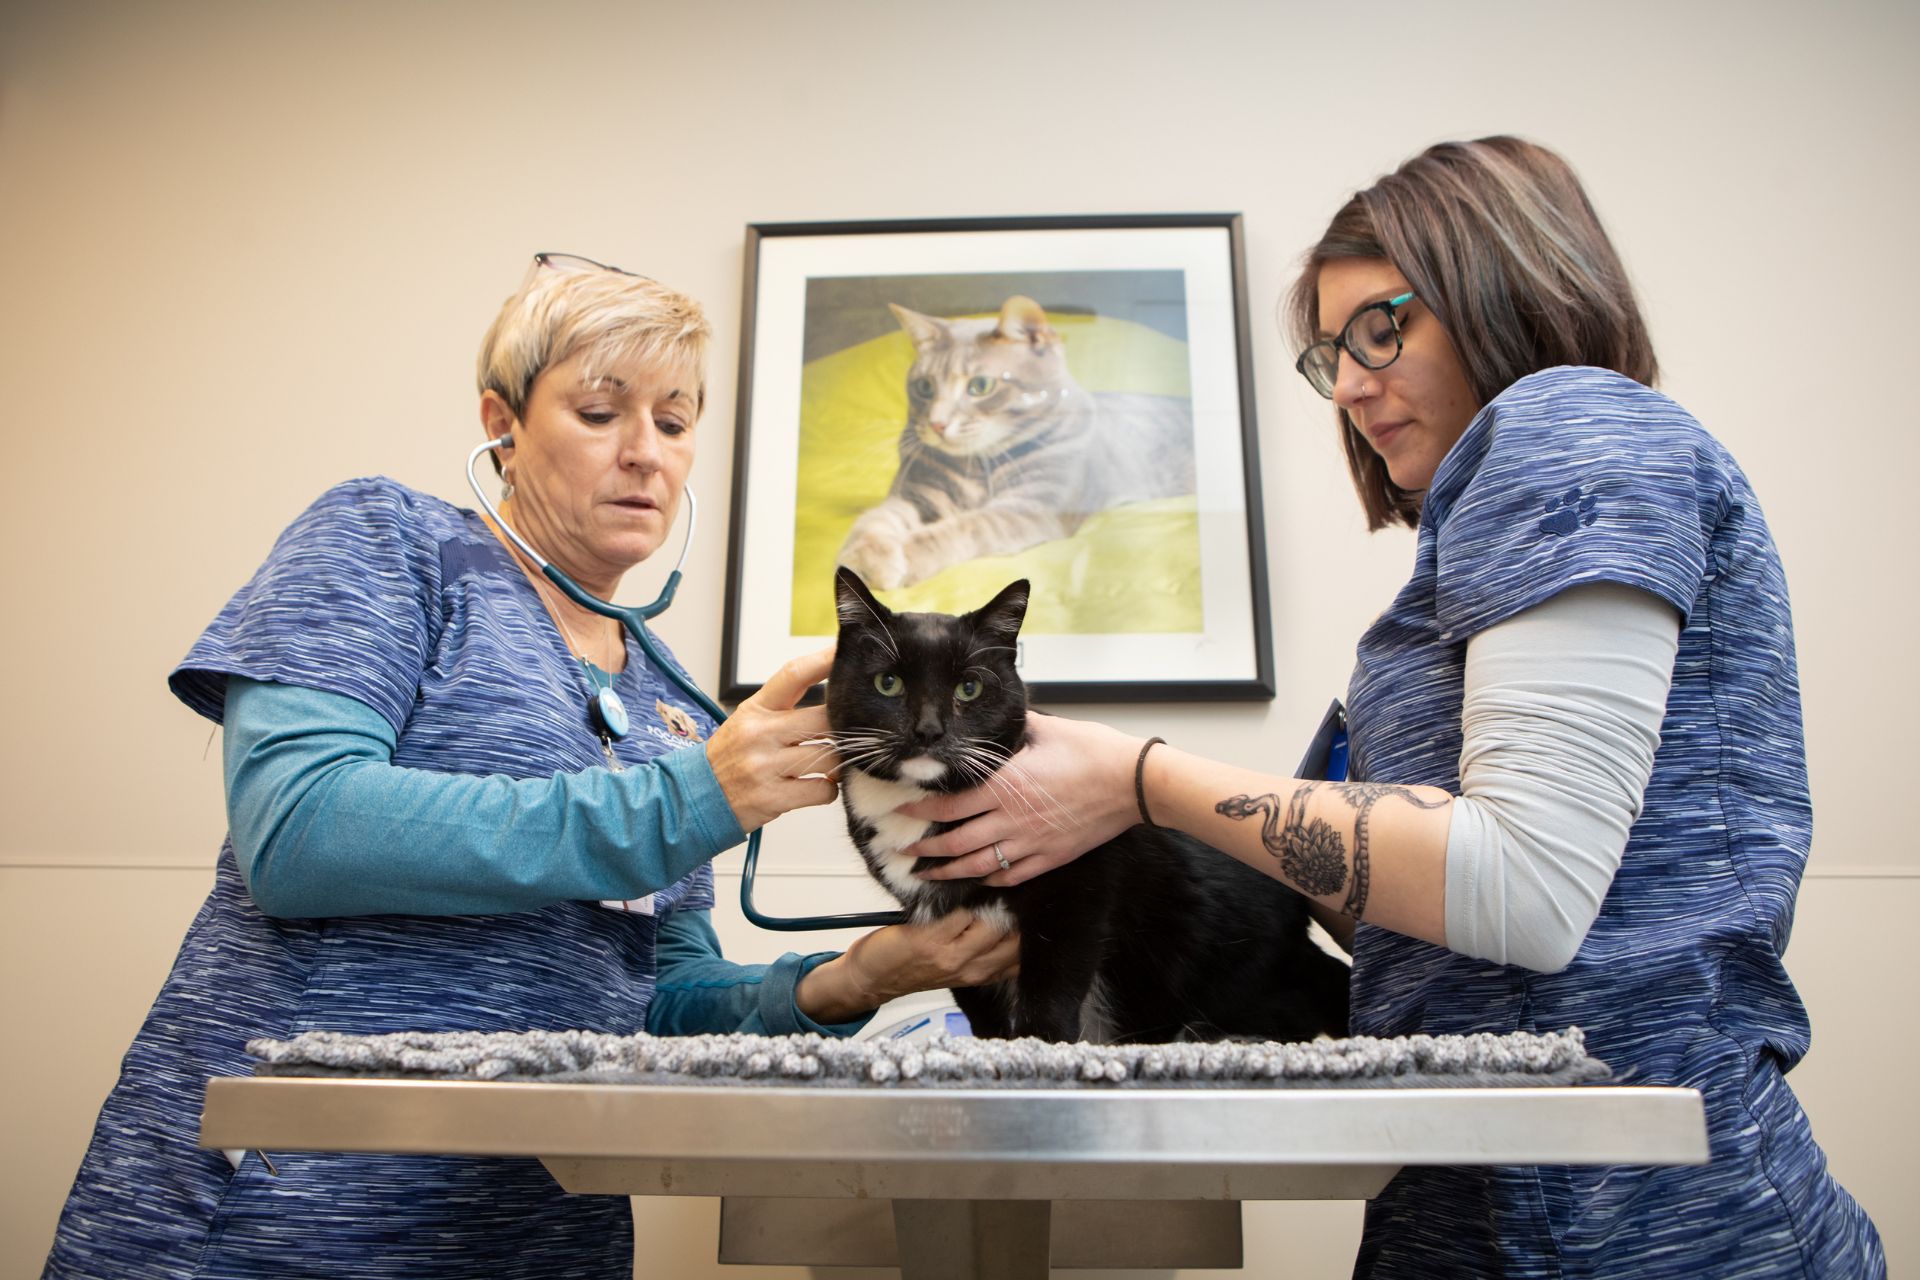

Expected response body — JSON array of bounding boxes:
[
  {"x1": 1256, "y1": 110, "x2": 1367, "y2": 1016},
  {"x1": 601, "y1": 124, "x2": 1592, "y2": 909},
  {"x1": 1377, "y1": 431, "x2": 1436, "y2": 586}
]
[{"x1": 718, "y1": 214, "x2": 1274, "y2": 703}]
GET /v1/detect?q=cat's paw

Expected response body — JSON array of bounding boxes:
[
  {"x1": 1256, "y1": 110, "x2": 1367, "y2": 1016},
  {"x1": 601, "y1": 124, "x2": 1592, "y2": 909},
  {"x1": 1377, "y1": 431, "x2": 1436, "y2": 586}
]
[{"x1": 838, "y1": 533, "x2": 909, "y2": 591}]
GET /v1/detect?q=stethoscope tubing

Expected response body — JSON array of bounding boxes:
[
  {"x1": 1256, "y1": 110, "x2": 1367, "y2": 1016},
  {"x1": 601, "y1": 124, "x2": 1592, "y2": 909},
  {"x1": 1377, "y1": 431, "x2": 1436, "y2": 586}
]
[{"x1": 465, "y1": 436, "x2": 903, "y2": 932}]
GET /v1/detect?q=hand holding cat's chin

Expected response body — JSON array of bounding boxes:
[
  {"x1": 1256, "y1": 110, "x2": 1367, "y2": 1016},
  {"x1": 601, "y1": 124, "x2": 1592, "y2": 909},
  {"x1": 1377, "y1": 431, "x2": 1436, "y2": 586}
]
[{"x1": 900, "y1": 712, "x2": 1144, "y2": 885}]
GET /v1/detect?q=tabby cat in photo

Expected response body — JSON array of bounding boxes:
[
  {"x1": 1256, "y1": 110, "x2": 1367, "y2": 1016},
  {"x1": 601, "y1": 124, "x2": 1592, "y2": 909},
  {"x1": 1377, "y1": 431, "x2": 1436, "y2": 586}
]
[
  {"x1": 836, "y1": 296, "x2": 1196, "y2": 590},
  {"x1": 827, "y1": 567, "x2": 1350, "y2": 1044}
]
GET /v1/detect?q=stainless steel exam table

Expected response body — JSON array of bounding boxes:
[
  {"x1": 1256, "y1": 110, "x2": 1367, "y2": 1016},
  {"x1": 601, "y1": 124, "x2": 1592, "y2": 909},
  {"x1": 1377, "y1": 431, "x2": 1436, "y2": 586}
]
[{"x1": 200, "y1": 1076, "x2": 1706, "y2": 1277}]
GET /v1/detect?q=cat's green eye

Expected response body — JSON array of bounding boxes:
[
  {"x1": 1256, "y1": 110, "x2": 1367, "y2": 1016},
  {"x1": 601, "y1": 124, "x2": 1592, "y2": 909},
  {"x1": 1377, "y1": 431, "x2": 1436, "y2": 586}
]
[
  {"x1": 966, "y1": 375, "x2": 997, "y2": 397},
  {"x1": 910, "y1": 376, "x2": 935, "y2": 399},
  {"x1": 874, "y1": 673, "x2": 904, "y2": 697},
  {"x1": 955, "y1": 679, "x2": 983, "y2": 702}
]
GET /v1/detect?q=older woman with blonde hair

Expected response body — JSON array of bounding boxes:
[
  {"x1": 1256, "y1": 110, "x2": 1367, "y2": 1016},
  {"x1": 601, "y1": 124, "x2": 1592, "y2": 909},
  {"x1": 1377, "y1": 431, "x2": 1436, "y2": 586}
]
[{"x1": 42, "y1": 255, "x2": 1016, "y2": 1279}]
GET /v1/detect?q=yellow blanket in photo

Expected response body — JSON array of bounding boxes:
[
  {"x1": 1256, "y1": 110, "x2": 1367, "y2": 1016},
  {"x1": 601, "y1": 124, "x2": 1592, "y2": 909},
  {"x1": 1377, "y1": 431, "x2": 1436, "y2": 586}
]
[{"x1": 790, "y1": 314, "x2": 1201, "y2": 636}]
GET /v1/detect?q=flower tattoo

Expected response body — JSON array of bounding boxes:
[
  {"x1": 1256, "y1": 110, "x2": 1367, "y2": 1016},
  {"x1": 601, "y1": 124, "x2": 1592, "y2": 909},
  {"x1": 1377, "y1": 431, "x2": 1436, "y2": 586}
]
[{"x1": 1216, "y1": 781, "x2": 1448, "y2": 920}]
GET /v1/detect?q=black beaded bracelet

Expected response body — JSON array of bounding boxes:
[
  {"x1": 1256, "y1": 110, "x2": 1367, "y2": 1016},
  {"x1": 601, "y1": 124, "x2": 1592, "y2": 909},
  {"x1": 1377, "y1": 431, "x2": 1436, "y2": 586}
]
[{"x1": 1135, "y1": 737, "x2": 1166, "y2": 827}]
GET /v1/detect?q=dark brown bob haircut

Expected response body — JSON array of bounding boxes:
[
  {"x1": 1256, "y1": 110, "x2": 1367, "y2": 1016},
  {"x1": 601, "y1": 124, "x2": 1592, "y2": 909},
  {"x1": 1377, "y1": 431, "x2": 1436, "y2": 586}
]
[{"x1": 1287, "y1": 136, "x2": 1658, "y2": 530}]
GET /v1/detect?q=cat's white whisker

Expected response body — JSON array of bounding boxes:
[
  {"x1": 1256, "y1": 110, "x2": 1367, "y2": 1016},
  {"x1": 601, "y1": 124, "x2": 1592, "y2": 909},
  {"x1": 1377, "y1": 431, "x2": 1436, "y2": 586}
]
[
  {"x1": 843, "y1": 592, "x2": 902, "y2": 662},
  {"x1": 825, "y1": 731, "x2": 890, "y2": 749},
  {"x1": 966, "y1": 644, "x2": 1017, "y2": 660},
  {"x1": 949, "y1": 754, "x2": 999, "y2": 789},
  {"x1": 992, "y1": 760, "x2": 1075, "y2": 833},
  {"x1": 949, "y1": 734, "x2": 1008, "y2": 759},
  {"x1": 976, "y1": 768, "x2": 1058, "y2": 833},
  {"x1": 947, "y1": 741, "x2": 1013, "y2": 778},
  {"x1": 824, "y1": 730, "x2": 890, "y2": 744},
  {"x1": 832, "y1": 746, "x2": 894, "y2": 773},
  {"x1": 828, "y1": 744, "x2": 890, "y2": 762},
  {"x1": 796, "y1": 746, "x2": 847, "y2": 773}
]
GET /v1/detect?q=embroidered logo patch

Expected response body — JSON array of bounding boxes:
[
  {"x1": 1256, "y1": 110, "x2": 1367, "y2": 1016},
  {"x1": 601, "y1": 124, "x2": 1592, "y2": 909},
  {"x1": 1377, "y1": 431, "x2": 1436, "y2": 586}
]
[{"x1": 1539, "y1": 486, "x2": 1598, "y2": 536}]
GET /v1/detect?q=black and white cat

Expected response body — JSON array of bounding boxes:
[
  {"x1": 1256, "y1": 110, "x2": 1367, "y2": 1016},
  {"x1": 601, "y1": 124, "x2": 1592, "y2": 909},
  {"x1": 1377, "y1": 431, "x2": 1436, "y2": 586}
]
[{"x1": 827, "y1": 568, "x2": 1350, "y2": 1044}]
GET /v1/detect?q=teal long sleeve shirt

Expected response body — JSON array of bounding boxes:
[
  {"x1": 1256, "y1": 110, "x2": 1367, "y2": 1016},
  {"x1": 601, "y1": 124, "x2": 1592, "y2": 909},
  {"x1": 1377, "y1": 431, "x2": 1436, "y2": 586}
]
[{"x1": 221, "y1": 675, "x2": 870, "y2": 1036}]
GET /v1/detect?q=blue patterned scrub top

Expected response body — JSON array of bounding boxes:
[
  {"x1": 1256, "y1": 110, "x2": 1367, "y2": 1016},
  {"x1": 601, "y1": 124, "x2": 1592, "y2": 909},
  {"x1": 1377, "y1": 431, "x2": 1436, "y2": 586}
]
[
  {"x1": 44, "y1": 479, "x2": 732, "y2": 1280},
  {"x1": 1345, "y1": 369, "x2": 1882, "y2": 1277}
]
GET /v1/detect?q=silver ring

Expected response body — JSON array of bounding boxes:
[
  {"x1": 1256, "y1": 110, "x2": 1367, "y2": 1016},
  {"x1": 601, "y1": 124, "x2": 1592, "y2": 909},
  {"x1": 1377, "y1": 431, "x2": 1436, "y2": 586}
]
[{"x1": 992, "y1": 842, "x2": 1011, "y2": 871}]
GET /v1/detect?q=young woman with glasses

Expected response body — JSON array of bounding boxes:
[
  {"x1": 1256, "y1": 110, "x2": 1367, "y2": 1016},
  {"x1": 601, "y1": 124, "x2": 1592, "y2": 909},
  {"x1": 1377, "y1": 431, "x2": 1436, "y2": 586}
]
[{"x1": 906, "y1": 137, "x2": 1884, "y2": 1276}]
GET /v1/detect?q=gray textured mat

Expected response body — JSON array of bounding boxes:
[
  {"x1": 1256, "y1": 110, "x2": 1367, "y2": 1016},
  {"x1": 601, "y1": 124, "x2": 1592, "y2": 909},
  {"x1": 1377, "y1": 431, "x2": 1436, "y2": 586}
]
[{"x1": 249, "y1": 1027, "x2": 1608, "y2": 1089}]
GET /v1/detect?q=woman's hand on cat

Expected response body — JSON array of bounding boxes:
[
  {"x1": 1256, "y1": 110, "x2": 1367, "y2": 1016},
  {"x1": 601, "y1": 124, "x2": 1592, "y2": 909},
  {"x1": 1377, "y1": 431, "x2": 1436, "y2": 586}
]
[
  {"x1": 705, "y1": 647, "x2": 841, "y2": 832},
  {"x1": 795, "y1": 911, "x2": 1021, "y2": 1023},
  {"x1": 846, "y1": 910, "x2": 1023, "y2": 1005},
  {"x1": 898, "y1": 713, "x2": 1143, "y2": 886}
]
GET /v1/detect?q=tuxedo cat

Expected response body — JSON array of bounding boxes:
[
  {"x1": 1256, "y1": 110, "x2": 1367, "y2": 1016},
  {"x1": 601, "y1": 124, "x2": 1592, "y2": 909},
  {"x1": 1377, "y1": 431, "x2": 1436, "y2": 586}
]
[
  {"x1": 836, "y1": 295, "x2": 1195, "y2": 590},
  {"x1": 827, "y1": 568, "x2": 1350, "y2": 1043}
]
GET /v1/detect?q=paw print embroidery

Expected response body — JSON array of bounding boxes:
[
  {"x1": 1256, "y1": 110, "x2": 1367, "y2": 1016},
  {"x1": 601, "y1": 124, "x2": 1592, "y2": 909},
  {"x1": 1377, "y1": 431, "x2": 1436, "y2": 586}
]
[{"x1": 1539, "y1": 486, "x2": 1598, "y2": 536}]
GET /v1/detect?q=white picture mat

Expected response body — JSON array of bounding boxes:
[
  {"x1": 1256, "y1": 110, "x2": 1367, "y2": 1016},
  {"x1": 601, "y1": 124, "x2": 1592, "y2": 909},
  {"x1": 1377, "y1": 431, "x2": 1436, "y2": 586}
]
[{"x1": 731, "y1": 225, "x2": 1260, "y2": 689}]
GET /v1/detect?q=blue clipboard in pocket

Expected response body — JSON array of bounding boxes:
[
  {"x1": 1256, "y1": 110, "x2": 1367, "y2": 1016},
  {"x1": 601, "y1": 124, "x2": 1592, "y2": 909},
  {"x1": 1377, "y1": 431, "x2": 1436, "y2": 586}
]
[{"x1": 1295, "y1": 700, "x2": 1349, "y2": 783}]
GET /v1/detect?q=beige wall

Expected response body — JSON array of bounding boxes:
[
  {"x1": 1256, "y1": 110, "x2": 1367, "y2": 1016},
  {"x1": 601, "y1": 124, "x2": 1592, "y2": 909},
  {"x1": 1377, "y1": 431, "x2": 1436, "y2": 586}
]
[{"x1": 2, "y1": 1, "x2": 1913, "y2": 1275}]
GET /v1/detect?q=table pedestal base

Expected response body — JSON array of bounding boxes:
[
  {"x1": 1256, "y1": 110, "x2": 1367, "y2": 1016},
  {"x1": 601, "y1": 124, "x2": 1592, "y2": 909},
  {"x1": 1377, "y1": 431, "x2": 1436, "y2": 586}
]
[
  {"x1": 716, "y1": 1196, "x2": 1245, "y2": 1272},
  {"x1": 892, "y1": 1199, "x2": 1051, "y2": 1280}
]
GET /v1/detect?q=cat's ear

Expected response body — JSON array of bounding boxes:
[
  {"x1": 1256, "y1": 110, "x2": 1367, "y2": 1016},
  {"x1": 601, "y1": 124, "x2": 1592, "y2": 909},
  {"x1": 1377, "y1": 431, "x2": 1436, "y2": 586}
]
[
  {"x1": 970, "y1": 578, "x2": 1031, "y2": 641},
  {"x1": 993, "y1": 296, "x2": 1057, "y2": 351},
  {"x1": 889, "y1": 303, "x2": 947, "y2": 352},
  {"x1": 834, "y1": 565, "x2": 891, "y2": 629}
]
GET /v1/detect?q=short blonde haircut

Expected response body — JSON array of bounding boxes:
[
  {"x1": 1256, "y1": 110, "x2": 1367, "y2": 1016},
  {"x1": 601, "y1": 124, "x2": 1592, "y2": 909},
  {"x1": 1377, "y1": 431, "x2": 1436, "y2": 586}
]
[{"x1": 476, "y1": 261, "x2": 712, "y2": 422}]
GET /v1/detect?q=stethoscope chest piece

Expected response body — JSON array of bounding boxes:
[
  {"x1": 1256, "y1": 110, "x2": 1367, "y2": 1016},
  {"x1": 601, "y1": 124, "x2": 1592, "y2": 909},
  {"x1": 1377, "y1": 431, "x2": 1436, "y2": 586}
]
[{"x1": 589, "y1": 686, "x2": 631, "y2": 739}]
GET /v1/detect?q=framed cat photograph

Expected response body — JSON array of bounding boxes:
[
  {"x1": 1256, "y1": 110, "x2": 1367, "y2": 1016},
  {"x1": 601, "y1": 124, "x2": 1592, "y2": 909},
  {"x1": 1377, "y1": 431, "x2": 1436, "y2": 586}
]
[{"x1": 719, "y1": 214, "x2": 1274, "y2": 703}]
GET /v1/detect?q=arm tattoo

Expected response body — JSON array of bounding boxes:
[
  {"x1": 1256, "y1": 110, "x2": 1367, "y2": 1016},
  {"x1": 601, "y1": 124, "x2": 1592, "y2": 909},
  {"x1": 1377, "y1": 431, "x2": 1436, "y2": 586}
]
[
  {"x1": 1215, "y1": 789, "x2": 1348, "y2": 897},
  {"x1": 1216, "y1": 782, "x2": 1448, "y2": 921}
]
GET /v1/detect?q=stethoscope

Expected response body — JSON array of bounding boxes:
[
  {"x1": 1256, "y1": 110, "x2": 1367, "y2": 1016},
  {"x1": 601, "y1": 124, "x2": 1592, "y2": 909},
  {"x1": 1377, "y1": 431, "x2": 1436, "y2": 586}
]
[{"x1": 467, "y1": 436, "x2": 904, "y2": 932}]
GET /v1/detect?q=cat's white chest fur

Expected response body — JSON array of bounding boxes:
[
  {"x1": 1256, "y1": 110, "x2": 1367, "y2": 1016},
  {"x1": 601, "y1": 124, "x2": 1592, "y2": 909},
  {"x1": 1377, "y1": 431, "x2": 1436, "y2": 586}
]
[{"x1": 844, "y1": 770, "x2": 935, "y2": 898}]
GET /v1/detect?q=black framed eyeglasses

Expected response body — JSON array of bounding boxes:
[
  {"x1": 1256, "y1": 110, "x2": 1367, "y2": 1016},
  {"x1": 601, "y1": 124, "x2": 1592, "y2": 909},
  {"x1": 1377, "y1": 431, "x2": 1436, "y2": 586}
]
[
  {"x1": 1294, "y1": 291, "x2": 1416, "y2": 399},
  {"x1": 532, "y1": 251, "x2": 651, "y2": 281}
]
